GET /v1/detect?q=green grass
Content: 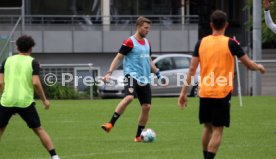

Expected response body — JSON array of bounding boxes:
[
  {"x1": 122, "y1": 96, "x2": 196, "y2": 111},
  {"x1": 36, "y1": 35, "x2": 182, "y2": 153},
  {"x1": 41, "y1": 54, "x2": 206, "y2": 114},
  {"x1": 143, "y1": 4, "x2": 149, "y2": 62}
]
[{"x1": 0, "y1": 96, "x2": 276, "y2": 159}]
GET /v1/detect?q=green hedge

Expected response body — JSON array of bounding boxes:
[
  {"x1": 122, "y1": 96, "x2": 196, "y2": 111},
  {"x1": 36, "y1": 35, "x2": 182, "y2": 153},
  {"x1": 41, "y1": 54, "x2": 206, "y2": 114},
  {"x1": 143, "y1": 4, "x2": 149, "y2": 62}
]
[
  {"x1": 83, "y1": 84, "x2": 99, "y2": 97},
  {"x1": 42, "y1": 84, "x2": 79, "y2": 99}
]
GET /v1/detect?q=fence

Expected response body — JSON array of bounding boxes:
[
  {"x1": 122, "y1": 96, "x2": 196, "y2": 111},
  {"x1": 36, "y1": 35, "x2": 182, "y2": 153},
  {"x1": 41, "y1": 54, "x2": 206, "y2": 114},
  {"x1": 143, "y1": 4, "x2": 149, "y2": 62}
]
[
  {"x1": 40, "y1": 63, "x2": 100, "y2": 100},
  {"x1": 0, "y1": 15, "x2": 199, "y2": 54}
]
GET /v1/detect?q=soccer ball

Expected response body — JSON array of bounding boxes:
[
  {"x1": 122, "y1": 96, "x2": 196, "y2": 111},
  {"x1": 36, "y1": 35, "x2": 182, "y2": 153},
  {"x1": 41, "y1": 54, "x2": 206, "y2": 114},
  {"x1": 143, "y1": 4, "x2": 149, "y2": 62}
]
[{"x1": 141, "y1": 128, "x2": 156, "y2": 143}]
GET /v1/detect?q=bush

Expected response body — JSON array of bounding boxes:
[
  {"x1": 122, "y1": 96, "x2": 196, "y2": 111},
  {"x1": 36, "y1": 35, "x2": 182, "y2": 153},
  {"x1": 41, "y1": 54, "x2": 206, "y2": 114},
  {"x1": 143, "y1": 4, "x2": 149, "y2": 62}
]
[
  {"x1": 42, "y1": 84, "x2": 79, "y2": 99},
  {"x1": 83, "y1": 84, "x2": 99, "y2": 98}
]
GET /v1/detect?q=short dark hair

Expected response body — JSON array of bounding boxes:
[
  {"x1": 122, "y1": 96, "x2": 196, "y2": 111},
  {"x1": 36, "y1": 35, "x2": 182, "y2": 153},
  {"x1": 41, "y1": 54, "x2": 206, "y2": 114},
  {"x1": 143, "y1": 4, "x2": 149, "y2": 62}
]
[
  {"x1": 16, "y1": 35, "x2": 35, "y2": 53},
  {"x1": 210, "y1": 10, "x2": 228, "y2": 30},
  {"x1": 136, "y1": 16, "x2": 151, "y2": 27}
]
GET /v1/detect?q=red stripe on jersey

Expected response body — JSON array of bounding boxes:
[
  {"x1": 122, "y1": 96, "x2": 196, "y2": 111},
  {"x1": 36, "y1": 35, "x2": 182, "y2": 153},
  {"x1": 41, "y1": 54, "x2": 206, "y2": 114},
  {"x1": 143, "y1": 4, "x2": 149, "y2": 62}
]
[
  {"x1": 122, "y1": 37, "x2": 151, "y2": 47},
  {"x1": 122, "y1": 38, "x2": 134, "y2": 48}
]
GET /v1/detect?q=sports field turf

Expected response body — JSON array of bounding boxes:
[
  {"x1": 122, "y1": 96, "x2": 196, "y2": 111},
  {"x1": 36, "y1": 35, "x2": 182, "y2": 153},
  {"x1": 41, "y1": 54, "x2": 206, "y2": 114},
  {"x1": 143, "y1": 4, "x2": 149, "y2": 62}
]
[{"x1": 0, "y1": 96, "x2": 276, "y2": 159}]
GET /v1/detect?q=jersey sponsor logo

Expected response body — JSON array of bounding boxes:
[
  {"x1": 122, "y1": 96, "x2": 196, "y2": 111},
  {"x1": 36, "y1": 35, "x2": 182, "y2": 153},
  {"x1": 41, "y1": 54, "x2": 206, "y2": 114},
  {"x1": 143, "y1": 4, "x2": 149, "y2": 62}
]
[{"x1": 140, "y1": 54, "x2": 150, "y2": 58}]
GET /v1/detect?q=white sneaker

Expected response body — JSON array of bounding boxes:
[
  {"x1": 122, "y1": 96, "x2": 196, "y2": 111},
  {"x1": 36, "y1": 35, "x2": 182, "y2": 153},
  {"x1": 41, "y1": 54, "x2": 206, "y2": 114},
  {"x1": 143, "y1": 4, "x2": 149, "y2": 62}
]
[{"x1": 52, "y1": 155, "x2": 60, "y2": 159}]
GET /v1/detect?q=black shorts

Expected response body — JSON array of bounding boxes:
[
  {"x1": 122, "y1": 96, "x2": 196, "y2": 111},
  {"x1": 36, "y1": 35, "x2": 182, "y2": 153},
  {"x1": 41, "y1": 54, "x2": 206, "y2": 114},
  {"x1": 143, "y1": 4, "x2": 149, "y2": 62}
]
[
  {"x1": 0, "y1": 102, "x2": 41, "y2": 128},
  {"x1": 124, "y1": 75, "x2": 152, "y2": 105},
  {"x1": 199, "y1": 93, "x2": 231, "y2": 127}
]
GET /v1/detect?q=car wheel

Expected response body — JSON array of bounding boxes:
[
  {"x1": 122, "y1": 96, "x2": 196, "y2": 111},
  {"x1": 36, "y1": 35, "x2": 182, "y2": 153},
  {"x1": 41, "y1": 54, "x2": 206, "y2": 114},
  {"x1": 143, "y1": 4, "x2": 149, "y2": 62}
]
[{"x1": 190, "y1": 85, "x2": 199, "y2": 97}]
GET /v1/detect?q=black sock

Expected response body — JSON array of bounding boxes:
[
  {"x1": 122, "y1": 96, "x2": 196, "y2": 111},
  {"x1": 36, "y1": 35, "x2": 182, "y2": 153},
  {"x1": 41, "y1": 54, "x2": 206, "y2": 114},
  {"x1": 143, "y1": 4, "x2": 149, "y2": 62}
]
[
  {"x1": 206, "y1": 152, "x2": 216, "y2": 159},
  {"x1": 203, "y1": 150, "x2": 208, "y2": 159},
  {"x1": 136, "y1": 125, "x2": 145, "y2": 137},
  {"x1": 109, "y1": 112, "x2": 120, "y2": 126},
  {"x1": 49, "y1": 149, "x2": 57, "y2": 157}
]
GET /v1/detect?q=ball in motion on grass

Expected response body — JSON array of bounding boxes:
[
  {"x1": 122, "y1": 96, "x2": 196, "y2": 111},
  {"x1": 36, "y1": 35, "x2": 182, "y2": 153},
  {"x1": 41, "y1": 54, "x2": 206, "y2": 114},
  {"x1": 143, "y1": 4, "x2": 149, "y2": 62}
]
[{"x1": 141, "y1": 128, "x2": 156, "y2": 143}]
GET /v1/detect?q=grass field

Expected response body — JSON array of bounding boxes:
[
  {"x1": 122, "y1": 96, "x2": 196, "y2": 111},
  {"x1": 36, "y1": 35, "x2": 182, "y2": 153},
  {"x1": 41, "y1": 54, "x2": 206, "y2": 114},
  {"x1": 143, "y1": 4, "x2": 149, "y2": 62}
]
[{"x1": 0, "y1": 96, "x2": 276, "y2": 159}]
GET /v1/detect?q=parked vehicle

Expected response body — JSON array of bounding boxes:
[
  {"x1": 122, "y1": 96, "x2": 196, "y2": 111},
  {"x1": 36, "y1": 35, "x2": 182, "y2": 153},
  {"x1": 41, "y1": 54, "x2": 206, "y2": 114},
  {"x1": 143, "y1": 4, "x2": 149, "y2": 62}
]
[{"x1": 98, "y1": 54, "x2": 199, "y2": 98}]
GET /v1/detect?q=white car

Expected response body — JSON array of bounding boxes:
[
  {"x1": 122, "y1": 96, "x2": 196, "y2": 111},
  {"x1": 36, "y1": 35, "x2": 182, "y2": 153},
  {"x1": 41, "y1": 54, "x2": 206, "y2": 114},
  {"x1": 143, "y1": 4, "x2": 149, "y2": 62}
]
[{"x1": 98, "y1": 54, "x2": 199, "y2": 98}]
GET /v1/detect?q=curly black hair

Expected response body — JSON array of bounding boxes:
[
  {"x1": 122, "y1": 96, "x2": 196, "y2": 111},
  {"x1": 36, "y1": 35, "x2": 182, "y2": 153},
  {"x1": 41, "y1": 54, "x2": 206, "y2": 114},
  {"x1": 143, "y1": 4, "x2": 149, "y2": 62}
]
[{"x1": 16, "y1": 35, "x2": 35, "y2": 53}]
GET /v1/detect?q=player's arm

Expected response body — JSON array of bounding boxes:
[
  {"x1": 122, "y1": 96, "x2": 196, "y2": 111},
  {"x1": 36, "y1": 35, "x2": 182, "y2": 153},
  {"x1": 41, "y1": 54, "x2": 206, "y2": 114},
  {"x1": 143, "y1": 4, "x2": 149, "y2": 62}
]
[
  {"x1": 229, "y1": 39, "x2": 265, "y2": 74},
  {"x1": 148, "y1": 41, "x2": 164, "y2": 81},
  {"x1": 178, "y1": 57, "x2": 199, "y2": 109},
  {"x1": 264, "y1": 0, "x2": 276, "y2": 34},
  {"x1": 239, "y1": 55, "x2": 265, "y2": 74},
  {"x1": 102, "y1": 53, "x2": 123, "y2": 82},
  {"x1": 178, "y1": 40, "x2": 200, "y2": 110},
  {"x1": 147, "y1": 41, "x2": 157, "y2": 73},
  {"x1": 150, "y1": 58, "x2": 166, "y2": 84},
  {"x1": 103, "y1": 38, "x2": 132, "y2": 82},
  {"x1": 0, "y1": 73, "x2": 4, "y2": 94},
  {"x1": 108, "y1": 38, "x2": 133, "y2": 74},
  {"x1": 33, "y1": 76, "x2": 48, "y2": 101},
  {"x1": 0, "y1": 59, "x2": 6, "y2": 94},
  {"x1": 264, "y1": 11, "x2": 276, "y2": 33},
  {"x1": 106, "y1": 53, "x2": 124, "y2": 75},
  {"x1": 149, "y1": 42, "x2": 156, "y2": 73},
  {"x1": 32, "y1": 60, "x2": 50, "y2": 110},
  {"x1": 150, "y1": 59, "x2": 158, "y2": 74},
  {"x1": 264, "y1": 10, "x2": 276, "y2": 33}
]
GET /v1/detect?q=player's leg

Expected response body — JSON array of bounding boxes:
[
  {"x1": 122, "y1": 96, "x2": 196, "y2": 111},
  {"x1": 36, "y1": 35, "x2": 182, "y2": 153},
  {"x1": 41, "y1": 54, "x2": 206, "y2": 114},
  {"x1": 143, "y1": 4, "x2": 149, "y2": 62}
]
[
  {"x1": 32, "y1": 127, "x2": 54, "y2": 151},
  {"x1": 0, "y1": 127, "x2": 6, "y2": 141},
  {"x1": 135, "y1": 103, "x2": 150, "y2": 140},
  {"x1": 138, "y1": 104, "x2": 151, "y2": 126},
  {"x1": 135, "y1": 84, "x2": 151, "y2": 142},
  {"x1": 17, "y1": 102, "x2": 59, "y2": 159},
  {"x1": 33, "y1": 128, "x2": 60, "y2": 159},
  {"x1": 115, "y1": 75, "x2": 136, "y2": 115},
  {"x1": 32, "y1": 127, "x2": 60, "y2": 159},
  {"x1": 199, "y1": 97, "x2": 213, "y2": 158},
  {"x1": 101, "y1": 95, "x2": 134, "y2": 132},
  {"x1": 101, "y1": 75, "x2": 136, "y2": 132},
  {"x1": 206, "y1": 93, "x2": 231, "y2": 159},
  {"x1": 202, "y1": 122, "x2": 212, "y2": 158},
  {"x1": 0, "y1": 105, "x2": 14, "y2": 141},
  {"x1": 115, "y1": 95, "x2": 134, "y2": 115},
  {"x1": 206, "y1": 126, "x2": 224, "y2": 159}
]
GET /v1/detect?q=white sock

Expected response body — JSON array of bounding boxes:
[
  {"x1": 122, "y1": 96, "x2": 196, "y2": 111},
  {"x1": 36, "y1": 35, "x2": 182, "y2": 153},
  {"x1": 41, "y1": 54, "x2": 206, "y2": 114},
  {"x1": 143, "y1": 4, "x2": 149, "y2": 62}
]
[{"x1": 52, "y1": 155, "x2": 60, "y2": 159}]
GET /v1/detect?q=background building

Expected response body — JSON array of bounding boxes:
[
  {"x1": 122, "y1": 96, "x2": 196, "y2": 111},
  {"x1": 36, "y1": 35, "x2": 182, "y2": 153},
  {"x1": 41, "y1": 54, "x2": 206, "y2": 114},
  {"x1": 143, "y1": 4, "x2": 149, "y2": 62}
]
[{"x1": 0, "y1": 0, "x2": 275, "y2": 95}]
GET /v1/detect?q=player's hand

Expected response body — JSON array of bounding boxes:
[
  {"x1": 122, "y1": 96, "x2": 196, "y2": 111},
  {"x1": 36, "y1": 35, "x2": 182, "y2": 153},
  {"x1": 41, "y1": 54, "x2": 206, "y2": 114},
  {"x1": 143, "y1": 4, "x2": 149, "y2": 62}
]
[
  {"x1": 264, "y1": 0, "x2": 271, "y2": 10},
  {"x1": 42, "y1": 99, "x2": 50, "y2": 110},
  {"x1": 102, "y1": 73, "x2": 111, "y2": 83},
  {"x1": 258, "y1": 64, "x2": 265, "y2": 74},
  {"x1": 156, "y1": 71, "x2": 168, "y2": 86},
  {"x1": 159, "y1": 76, "x2": 168, "y2": 87},
  {"x1": 178, "y1": 93, "x2": 188, "y2": 110}
]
